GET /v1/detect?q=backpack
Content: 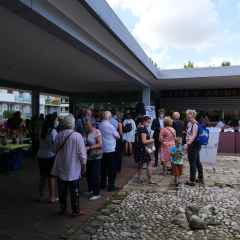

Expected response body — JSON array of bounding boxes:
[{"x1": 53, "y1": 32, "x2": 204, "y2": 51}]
[{"x1": 191, "y1": 123, "x2": 209, "y2": 145}]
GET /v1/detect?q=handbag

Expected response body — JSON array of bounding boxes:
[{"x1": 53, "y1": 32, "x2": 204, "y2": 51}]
[
  {"x1": 123, "y1": 122, "x2": 132, "y2": 133},
  {"x1": 144, "y1": 127, "x2": 156, "y2": 154},
  {"x1": 86, "y1": 132, "x2": 103, "y2": 158}
]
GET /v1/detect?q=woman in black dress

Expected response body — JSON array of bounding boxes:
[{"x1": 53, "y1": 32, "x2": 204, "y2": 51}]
[{"x1": 134, "y1": 116, "x2": 158, "y2": 184}]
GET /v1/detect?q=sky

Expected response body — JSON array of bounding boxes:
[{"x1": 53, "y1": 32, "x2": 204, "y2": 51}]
[{"x1": 105, "y1": 0, "x2": 240, "y2": 70}]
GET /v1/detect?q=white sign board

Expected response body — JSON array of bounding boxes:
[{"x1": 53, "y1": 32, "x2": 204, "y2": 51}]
[
  {"x1": 145, "y1": 106, "x2": 156, "y2": 138},
  {"x1": 224, "y1": 128, "x2": 234, "y2": 132},
  {"x1": 200, "y1": 128, "x2": 221, "y2": 163}
]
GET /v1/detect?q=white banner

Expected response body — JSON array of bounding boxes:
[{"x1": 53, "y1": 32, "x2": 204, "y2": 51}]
[{"x1": 200, "y1": 128, "x2": 221, "y2": 163}]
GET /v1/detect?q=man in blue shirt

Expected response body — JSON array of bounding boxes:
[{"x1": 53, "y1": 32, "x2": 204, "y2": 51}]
[{"x1": 74, "y1": 109, "x2": 91, "y2": 136}]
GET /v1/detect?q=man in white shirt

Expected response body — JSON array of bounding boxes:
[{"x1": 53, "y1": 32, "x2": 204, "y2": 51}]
[{"x1": 99, "y1": 111, "x2": 120, "y2": 192}]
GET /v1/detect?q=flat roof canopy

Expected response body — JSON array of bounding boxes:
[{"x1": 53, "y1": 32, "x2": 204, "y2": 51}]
[{"x1": 0, "y1": 0, "x2": 240, "y2": 96}]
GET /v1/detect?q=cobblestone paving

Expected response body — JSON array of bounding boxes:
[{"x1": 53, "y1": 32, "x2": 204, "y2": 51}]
[{"x1": 70, "y1": 155, "x2": 240, "y2": 240}]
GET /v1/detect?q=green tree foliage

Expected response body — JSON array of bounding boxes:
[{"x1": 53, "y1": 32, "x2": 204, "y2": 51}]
[
  {"x1": 150, "y1": 57, "x2": 160, "y2": 70},
  {"x1": 221, "y1": 61, "x2": 231, "y2": 66},
  {"x1": 184, "y1": 60, "x2": 194, "y2": 68},
  {"x1": 3, "y1": 110, "x2": 16, "y2": 119}
]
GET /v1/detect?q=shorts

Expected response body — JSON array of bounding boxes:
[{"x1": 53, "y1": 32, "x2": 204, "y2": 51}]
[
  {"x1": 172, "y1": 164, "x2": 183, "y2": 176},
  {"x1": 37, "y1": 156, "x2": 55, "y2": 177}
]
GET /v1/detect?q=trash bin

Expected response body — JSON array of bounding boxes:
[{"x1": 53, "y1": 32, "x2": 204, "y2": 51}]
[{"x1": 200, "y1": 128, "x2": 221, "y2": 163}]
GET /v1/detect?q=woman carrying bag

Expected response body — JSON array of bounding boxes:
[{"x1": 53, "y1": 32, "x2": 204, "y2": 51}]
[
  {"x1": 134, "y1": 116, "x2": 158, "y2": 184},
  {"x1": 82, "y1": 117, "x2": 103, "y2": 200}
]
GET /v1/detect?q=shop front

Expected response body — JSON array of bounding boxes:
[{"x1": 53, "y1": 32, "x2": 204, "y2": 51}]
[
  {"x1": 161, "y1": 87, "x2": 240, "y2": 153},
  {"x1": 70, "y1": 91, "x2": 156, "y2": 117}
]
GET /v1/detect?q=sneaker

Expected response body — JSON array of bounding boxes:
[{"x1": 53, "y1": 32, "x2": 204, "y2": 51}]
[{"x1": 175, "y1": 183, "x2": 180, "y2": 189}]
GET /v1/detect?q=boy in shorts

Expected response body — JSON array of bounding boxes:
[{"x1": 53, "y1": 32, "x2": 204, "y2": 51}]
[{"x1": 170, "y1": 137, "x2": 186, "y2": 189}]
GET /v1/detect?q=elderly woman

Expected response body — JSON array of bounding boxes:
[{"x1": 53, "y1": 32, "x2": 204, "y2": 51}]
[
  {"x1": 82, "y1": 117, "x2": 102, "y2": 200},
  {"x1": 122, "y1": 113, "x2": 136, "y2": 156},
  {"x1": 183, "y1": 110, "x2": 204, "y2": 186},
  {"x1": 51, "y1": 114, "x2": 87, "y2": 217},
  {"x1": 115, "y1": 111, "x2": 123, "y2": 173},
  {"x1": 159, "y1": 117, "x2": 176, "y2": 176}
]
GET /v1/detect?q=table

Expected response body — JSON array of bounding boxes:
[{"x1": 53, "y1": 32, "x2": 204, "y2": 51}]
[
  {"x1": 0, "y1": 143, "x2": 30, "y2": 175},
  {"x1": 6, "y1": 138, "x2": 31, "y2": 143},
  {"x1": 218, "y1": 132, "x2": 236, "y2": 153}
]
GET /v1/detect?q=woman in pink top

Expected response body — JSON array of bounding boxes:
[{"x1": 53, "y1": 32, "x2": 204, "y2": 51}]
[
  {"x1": 159, "y1": 117, "x2": 176, "y2": 176},
  {"x1": 51, "y1": 114, "x2": 87, "y2": 218}
]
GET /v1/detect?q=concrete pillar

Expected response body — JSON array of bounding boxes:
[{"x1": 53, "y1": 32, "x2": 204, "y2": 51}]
[
  {"x1": 31, "y1": 90, "x2": 40, "y2": 116},
  {"x1": 142, "y1": 88, "x2": 150, "y2": 107}
]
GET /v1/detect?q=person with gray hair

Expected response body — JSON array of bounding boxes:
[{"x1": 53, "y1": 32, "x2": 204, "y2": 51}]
[
  {"x1": 74, "y1": 109, "x2": 92, "y2": 136},
  {"x1": 82, "y1": 117, "x2": 102, "y2": 200},
  {"x1": 172, "y1": 112, "x2": 184, "y2": 139},
  {"x1": 51, "y1": 114, "x2": 87, "y2": 217},
  {"x1": 99, "y1": 111, "x2": 120, "y2": 192}
]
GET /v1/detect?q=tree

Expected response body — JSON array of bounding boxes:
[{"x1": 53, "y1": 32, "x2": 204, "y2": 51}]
[
  {"x1": 184, "y1": 60, "x2": 194, "y2": 68},
  {"x1": 221, "y1": 61, "x2": 231, "y2": 66},
  {"x1": 3, "y1": 110, "x2": 15, "y2": 119},
  {"x1": 150, "y1": 57, "x2": 160, "y2": 70}
]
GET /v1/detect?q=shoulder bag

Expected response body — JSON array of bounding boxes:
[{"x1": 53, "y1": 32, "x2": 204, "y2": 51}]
[
  {"x1": 123, "y1": 120, "x2": 132, "y2": 133},
  {"x1": 144, "y1": 127, "x2": 156, "y2": 154},
  {"x1": 55, "y1": 131, "x2": 74, "y2": 155},
  {"x1": 86, "y1": 131, "x2": 103, "y2": 158}
]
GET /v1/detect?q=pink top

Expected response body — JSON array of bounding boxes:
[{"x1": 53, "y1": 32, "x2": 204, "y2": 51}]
[{"x1": 51, "y1": 129, "x2": 87, "y2": 181}]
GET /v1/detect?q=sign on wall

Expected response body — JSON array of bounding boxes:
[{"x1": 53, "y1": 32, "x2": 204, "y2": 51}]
[{"x1": 162, "y1": 88, "x2": 240, "y2": 98}]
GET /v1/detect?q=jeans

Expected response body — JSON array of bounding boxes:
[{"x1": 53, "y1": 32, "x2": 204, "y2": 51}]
[
  {"x1": 116, "y1": 136, "x2": 122, "y2": 172},
  {"x1": 188, "y1": 143, "x2": 203, "y2": 182},
  {"x1": 86, "y1": 158, "x2": 101, "y2": 196},
  {"x1": 100, "y1": 152, "x2": 116, "y2": 190},
  {"x1": 154, "y1": 138, "x2": 160, "y2": 165},
  {"x1": 57, "y1": 177, "x2": 80, "y2": 214}
]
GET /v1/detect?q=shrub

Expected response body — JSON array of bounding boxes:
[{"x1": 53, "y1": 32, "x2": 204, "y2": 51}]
[{"x1": 3, "y1": 110, "x2": 16, "y2": 119}]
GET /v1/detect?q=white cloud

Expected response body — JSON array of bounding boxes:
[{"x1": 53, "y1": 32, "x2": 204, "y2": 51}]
[
  {"x1": 194, "y1": 62, "x2": 206, "y2": 68},
  {"x1": 164, "y1": 56, "x2": 171, "y2": 60},
  {"x1": 237, "y1": 2, "x2": 240, "y2": 13},
  {"x1": 209, "y1": 57, "x2": 224, "y2": 67},
  {"x1": 145, "y1": 47, "x2": 168, "y2": 67},
  {"x1": 106, "y1": 0, "x2": 158, "y2": 16},
  {"x1": 130, "y1": 0, "x2": 223, "y2": 51}
]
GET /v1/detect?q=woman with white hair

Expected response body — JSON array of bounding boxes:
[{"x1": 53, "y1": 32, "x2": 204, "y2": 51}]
[
  {"x1": 51, "y1": 114, "x2": 87, "y2": 217},
  {"x1": 82, "y1": 117, "x2": 102, "y2": 200}
]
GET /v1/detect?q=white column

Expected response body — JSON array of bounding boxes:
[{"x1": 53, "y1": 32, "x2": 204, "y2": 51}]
[
  {"x1": 142, "y1": 88, "x2": 150, "y2": 107},
  {"x1": 31, "y1": 90, "x2": 40, "y2": 116}
]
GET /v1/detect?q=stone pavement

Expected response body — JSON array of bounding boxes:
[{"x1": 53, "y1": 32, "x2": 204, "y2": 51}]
[
  {"x1": 0, "y1": 154, "x2": 137, "y2": 240},
  {"x1": 69, "y1": 154, "x2": 240, "y2": 240},
  {"x1": 121, "y1": 154, "x2": 240, "y2": 194}
]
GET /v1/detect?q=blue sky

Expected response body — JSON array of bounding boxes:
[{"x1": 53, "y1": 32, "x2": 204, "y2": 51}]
[{"x1": 106, "y1": 0, "x2": 240, "y2": 69}]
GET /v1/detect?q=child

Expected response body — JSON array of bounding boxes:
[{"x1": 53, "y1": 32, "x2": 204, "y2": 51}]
[{"x1": 170, "y1": 137, "x2": 186, "y2": 189}]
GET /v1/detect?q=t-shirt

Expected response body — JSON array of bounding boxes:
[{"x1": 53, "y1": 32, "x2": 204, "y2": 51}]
[
  {"x1": 37, "y1": 129, "x2": 57, "y2": 158},
  {"x1": 83, "y1": 129, "x2": 101, "y2": 160},
  {"x1": 170, "y1": 146, "x2": 185, "y2": 165}
]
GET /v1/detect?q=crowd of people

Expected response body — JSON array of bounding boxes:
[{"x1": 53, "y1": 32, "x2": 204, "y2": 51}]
[{"x1": 6, "y1": 108, "x2": 204, "y2": 218}]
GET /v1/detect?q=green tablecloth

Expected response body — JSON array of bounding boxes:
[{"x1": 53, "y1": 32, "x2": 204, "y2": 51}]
[
  {"x1": 0, "y1": 143, "x2": 30, "y2": 152},
  {"x1": 6, "y1": 138, "x2": 31, "y2": 143}
]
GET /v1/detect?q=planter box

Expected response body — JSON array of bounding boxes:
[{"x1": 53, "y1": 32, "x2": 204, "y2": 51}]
[{"x1": 218, "y1": 132, "x2": 236, "y2": 153}]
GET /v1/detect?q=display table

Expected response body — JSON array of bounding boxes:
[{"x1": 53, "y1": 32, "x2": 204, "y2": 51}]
[
  {"x1": 217, "y1": 132, "x2": 236, "y2": 153},
  {"x1": 6, "y1": 138, "x2": 31, "y2": 143},
  {"x1": 0, "y1": 143, "x2": 30, "y2": 175},
  {"x1": 235, "y1": 133, "x2": 240, "y2": 153}
]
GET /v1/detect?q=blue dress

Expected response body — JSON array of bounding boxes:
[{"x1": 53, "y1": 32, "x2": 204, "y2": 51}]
[{"x1": 134, "y1": 127, "x2": 152, "y2": 163}]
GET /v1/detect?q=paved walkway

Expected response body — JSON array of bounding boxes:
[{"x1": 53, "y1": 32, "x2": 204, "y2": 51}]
[
  {"x1": 0, "y1": 155, "x2": 137, "y2": 240},
  {"x1": 121, "y1": 154, "x2": 240, "y2": 194},
  {"x1": 1, "y1": 154, "x2": 240, "y2": 240}
]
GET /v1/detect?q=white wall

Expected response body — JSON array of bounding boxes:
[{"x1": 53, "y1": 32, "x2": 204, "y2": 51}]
[{"x1": 0, "y1": 92, "x2": 15, "y2": 102}]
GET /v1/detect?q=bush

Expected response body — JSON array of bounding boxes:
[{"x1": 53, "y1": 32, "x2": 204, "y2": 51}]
[{"x1": 3, "y1": 110, "x2": 16, "y2": 119}]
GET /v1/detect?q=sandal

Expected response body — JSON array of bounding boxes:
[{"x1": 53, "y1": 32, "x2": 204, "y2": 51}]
[
  {"x1": 138, "y1": 179, "x2": 146, "y2": 183},
  {"x1": 185, "y1": 181, "x2": 196, "y2": 186},
  {"x1": 195, "y1": 179, "x2": 204, "y2": 183},
  {"x1": 148, "y1": 179, "x2": 158, "y2": 185}
]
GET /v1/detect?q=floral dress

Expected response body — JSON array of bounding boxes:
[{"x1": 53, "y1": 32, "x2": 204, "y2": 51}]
[
  {"x1": 134, "y1": 127, "x2": 151, "y2": 163},
  {"x1": 159, "y1": 127, "x2": 176, "y2": 162}
]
